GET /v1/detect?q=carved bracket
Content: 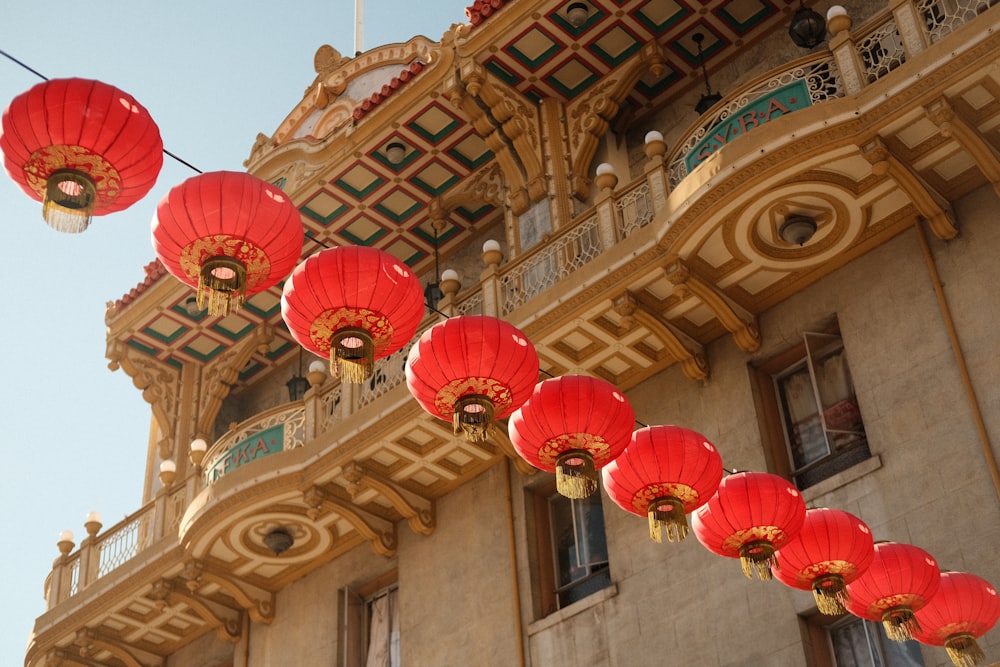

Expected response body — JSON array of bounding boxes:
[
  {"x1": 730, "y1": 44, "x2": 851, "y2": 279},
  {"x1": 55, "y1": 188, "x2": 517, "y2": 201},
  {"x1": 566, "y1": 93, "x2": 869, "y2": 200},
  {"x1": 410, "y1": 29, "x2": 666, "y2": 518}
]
[
  {"x1": 926, "y1": 96, "x2": 1000, "y2": 200},
  {"x1": 181, "y1": 560, "x2": 275, "y2": 625},
  {"x1": 197, "y1": 324, "x2": 275, "y2": 437},
  {"x1": 342, "y1": 462, "x2": 436, "y2": 536},
  {"x1": 490, "y1": 426, "x2": 539, "y2": 476},
  {"x1": 861, "y1": 136, "x2": 958, "y2": 240},
  {"x1": 663, "y1": 259, "x2": 760, "y2": 352},
  {"x1": 613, "y1": 291, "x2": 709, "y2": 381},
  {"x1": 303, "y1": 484, "x2": 397, "y2": 557},
  {"x1": 106, "y1": 339, "x2": 181, "y2": 459},
  {"x1": 75, "y1": 628, "x2": 165, "y2": 667},
  {"x1": 148, "y1": 577, "x2": 242, "y2": 643}
]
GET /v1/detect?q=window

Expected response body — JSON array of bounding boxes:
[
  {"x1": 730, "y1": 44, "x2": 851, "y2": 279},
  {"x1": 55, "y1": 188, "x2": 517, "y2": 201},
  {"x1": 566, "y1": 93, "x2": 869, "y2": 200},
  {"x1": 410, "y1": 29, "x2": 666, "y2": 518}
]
[
  {"x1": 753, "y1": 320, "x2": 870, "y2": 489},
  {"x1": 802, "y1": 613, "x2": 925, "y2": 667},
  {"x1": 530, "y1": 482, "x2": 611, "y2": 616},
  {"x1": 340, "y1": 571, "x2": 400, "y2": 667}
]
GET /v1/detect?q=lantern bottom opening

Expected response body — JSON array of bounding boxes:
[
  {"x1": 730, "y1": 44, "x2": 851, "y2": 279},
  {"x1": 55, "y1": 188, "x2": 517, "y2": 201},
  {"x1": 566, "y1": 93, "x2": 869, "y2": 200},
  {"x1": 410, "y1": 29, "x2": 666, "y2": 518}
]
[
  {"x1": 43, "y1": 169, "x2": 96, "y2": 233},
  {"x1": 556, "y1": 449, "x2": 597, "y2": 499},
  {"x1": 811, "y1": 574, "x2": 849, "y2": 615},
  {"x1": 332, "y1": 328, "x2": 374, "y2": 383},
  {"x1": 453, "y1": 395, "x2": 494, "y2": 443},
  {"x1": 199, "y1": 256, "x2": 247, "y2": 316},
  {"x1": 739, "y1": 540, "x2": 776, "y2": 580},
  {"x1": 646, "y1": 495, "x2": 688, "y2": 543},
  {"x1": 944, "y1": 633, "x2": 985, "y2": 667},
  {"x1": 880, "y1": 605, "x2": 920, "y2": 642}
]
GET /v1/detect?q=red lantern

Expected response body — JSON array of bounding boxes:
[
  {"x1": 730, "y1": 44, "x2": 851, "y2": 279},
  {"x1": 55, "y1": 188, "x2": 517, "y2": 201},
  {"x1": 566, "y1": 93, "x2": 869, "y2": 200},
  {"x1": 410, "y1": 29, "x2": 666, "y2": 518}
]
[
  {"x1": 773, "y1": 508, "x2": 875, "y2": 614},
  {"x1": 405, "y1": 315, "x2": 539, "y2": 442},
  {"x1": 509, "y1": 375, "x2": 634, "y2": 499},
  {"x1": 691, "y1": 471, "x2": 806, "y2": 580},
  {"x1": 602, "y1": 425, "x2": 723, "y2": 543},
  {"x1": 281, "y1": 246, "x2": 424, "y2": 383},
  {"x1": 1, "y1": 78, "x2": 163, "y2": 232},
  {"x1": 153, "y1": 171, "x2": 303, "y2": 316},
  {"x1": 845, "y1": 541, "x2": 941, "y2": 642},
  {"x1": 913, "y1": 572, "x2": 1000, "y2": 667}
]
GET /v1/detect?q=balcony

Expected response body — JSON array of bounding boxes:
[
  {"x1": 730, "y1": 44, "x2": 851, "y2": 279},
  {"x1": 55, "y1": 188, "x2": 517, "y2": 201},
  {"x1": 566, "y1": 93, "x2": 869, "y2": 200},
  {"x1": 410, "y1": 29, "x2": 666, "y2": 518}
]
[{"x1": 28, "y1": 1, "x2": 1000, "y2": 664}]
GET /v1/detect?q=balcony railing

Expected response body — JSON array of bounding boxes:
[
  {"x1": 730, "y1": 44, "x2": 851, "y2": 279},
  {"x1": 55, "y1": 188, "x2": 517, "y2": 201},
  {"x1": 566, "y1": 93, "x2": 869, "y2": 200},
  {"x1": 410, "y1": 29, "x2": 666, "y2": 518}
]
[{"x1": 42, "y1": 0, "x2": 992, "y2": 610}]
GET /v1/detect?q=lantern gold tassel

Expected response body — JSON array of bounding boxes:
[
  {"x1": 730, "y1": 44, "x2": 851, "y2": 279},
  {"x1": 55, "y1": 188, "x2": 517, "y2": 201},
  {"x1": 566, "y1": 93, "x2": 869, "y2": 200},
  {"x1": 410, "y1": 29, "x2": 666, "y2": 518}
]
[
  {"x1": 198, "y1": 256, "x2": 248, "y2": 317},
  {"x1": 331, "y1": 328, "x2": 374, "y2": 384},
  {"x1": 556, "y1": 449, "x2": 597, "y2": 499},
  {"x1": 43, "y1": 169, "x2": 96, "y2": 233},
  {"x1": 944, "y1": 634, "x2": 986, "y2": 667},
  {"x1": 881, "y1": 606, "x2": 921, "y2": 642},
  {"x1": 811, "y1": 574, "x2": 850, "y2": 615},
  {"x1": 739, "y1": 540, "x2": 776, "y2": 580},
  {"x1": 647, "y1": 496, "x2": 688, "y2": 543},
  {"x1": 454, "y1": 395, "x2": 495, "y2": 442}
]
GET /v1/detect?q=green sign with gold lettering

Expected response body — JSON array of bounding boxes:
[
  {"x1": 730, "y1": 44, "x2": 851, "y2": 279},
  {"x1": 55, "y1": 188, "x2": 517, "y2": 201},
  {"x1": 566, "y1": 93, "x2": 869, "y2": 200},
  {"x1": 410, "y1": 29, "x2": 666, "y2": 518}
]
[
  {"x1": 206, "y1": 423, "x2": 284, "y2": 484},
  {"x1": 685, "y1": 79, "x2": 812, "y2": 173}
]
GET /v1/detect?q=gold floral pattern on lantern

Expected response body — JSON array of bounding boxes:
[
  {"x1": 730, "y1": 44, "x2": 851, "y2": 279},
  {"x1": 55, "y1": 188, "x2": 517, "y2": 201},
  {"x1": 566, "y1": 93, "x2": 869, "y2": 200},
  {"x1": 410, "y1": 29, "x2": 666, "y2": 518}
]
[
  {"x1": 433, "y1": 377, "x2": 514, "y2": 417},
  {"x1": 537, "y1": 433, "x2": 613, "y2": 467},
  {"x1": 309, "y1": 307, "x2": 394, "y2": 354},
  {"x1": 631, "y1": 482, "x2": 700, "y2": 514},
  {"x1": 721, "y1": 525, "x2": 788, "y2": 555},
  {"x1": 24, "y1": 145, "x2": 121, "y2": 202},
  {"x1": 179, "y1": 235, "x2": 272, "y2": 290}
]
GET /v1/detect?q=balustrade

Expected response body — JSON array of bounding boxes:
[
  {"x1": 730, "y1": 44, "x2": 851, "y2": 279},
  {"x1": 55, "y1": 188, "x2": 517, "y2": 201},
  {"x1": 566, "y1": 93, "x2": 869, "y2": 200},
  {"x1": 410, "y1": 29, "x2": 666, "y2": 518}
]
[{"x1": 43, "y1": 0, "x2": 989, "y2": 609}]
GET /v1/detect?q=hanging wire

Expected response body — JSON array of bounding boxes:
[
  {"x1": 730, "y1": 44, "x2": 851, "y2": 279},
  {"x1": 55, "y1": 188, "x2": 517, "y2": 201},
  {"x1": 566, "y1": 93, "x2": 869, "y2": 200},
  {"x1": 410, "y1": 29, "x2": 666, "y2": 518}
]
[{"x1": 1, "y1": 48, "x2": 203, "y2": 175}]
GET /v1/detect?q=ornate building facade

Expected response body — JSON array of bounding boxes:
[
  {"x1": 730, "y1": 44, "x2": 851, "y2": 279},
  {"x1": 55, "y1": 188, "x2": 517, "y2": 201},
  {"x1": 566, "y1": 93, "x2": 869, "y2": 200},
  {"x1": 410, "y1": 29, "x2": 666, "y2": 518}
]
[{"x1": 24, "y1": 0, "x2": 1000, "y2": 665}]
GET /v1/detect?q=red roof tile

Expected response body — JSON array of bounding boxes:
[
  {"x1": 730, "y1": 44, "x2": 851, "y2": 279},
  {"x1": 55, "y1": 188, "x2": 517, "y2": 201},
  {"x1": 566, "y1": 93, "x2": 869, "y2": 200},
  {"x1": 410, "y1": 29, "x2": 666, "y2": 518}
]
[
  {"x1": 351, "y1": 61, "x2": 426, "y2": 122},
  {"x1": 109, "y1": 259, "x2": 170, "y2": 315},
  {"x1": 465, "y1": 0, "x2": 510, "y2": 27}
]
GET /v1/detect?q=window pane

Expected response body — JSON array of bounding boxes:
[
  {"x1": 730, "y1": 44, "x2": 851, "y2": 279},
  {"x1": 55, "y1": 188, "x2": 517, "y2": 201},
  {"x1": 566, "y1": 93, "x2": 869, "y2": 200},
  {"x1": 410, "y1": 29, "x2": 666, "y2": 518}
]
[
  {"x1": 548, "y1": 492, "x2": 611, "y2": 608},
  {"x1": 572, "y1": 493, "x2": 608, "y2": 567},
  {"x1": 777, "y1": 366, "x2": 829, "y2": 468},
  {"x1": 831, "y1": 618, "x2": 879, "y2": 667}
]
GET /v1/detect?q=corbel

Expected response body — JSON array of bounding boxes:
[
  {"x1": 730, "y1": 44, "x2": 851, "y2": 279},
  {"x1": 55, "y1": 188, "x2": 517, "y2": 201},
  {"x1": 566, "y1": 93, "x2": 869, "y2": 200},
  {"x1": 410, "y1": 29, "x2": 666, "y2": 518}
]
[
  {"x1": 148, "y1": 578, "x2": 241, "y2": 643},
  {"x1": 612, "y1": 291, "x2": 708, "y2": 381},
  {"x1": 490, "y1": 426, "x2": 539, "y2": 476},
  {"x1": 106, "y1": 339, "x2": 180, "y2": 458},
  {"x1": 861, "y1": 136, "x2": 958, "y2": 240},
  {"x1": 197, "y1": 324, "x2": 275, "y2": 437},
  {"x1": 343, "y1": 461, "x2": 435, "y2": 536},
  {"x1": 181, "y1": 560, "x2": 275, "y2": 625},
  {"x1": 662, "y1": 259, "x2": 760, "y2": 352},
  {"x1": 303, "y1": 484, "x2": 397, "y2": 557},
  {"x1": 925, "y1": 96, "x2": 1000, "y2": 200},
  {"x1": 75, "y1": 628, "x2": 164, "y2": 667}
]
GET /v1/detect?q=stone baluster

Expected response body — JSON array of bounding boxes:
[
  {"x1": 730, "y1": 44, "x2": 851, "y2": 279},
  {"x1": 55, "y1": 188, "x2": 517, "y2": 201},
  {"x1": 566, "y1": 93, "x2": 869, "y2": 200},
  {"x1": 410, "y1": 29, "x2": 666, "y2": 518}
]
[
  {"x1": 77, "y1": 512, "x2": 102, "y2": 591},
  {"x1": 480, "y1": 240, "x2": 504, "y2": 317},
  {"x1": 437, "y1": 269, "x2": 462, "y2": 317},
  {"x1": 594, "y1": 163, "x2": 620, "y2": 250},
  {"x1": 643, "y1": 131, "x2": 669, "y2": 213},
  {"x1": 827, "y1": 6, "x2": 864, "y2": 96},
  {"x1": 890, "y1": 0, "x2": 929, "y2": 57},
  {"x1": 303, "y1": 360, "x2": 328, "y2": 441},
  {"x1": 47, "y1": 530, "x2": 76, "y2": 608}
]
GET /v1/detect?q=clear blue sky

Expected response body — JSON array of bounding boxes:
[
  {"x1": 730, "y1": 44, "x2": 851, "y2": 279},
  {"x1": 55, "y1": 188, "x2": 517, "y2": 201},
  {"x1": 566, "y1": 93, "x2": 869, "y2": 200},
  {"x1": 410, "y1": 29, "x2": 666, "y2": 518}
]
[{"x1": 0, "y1": 2, "x2": 464, "y2": 662}]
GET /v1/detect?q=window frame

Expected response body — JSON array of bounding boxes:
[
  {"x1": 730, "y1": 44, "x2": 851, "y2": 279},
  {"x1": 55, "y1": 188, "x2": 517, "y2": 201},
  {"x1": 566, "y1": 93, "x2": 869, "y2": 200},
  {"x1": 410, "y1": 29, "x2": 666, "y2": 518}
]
[
  {"x1": 801, "y1": 611, "x2": 926, "y2": 666},
  {"x1": 527, "y1": 480, "x2": 612, "y2": 617},
  {"x1": 339, "y1": 569, "x2": 399, "y2": 667},
  {"x1": 752, "y1": 319, "x2": 871, "y2": 490}
]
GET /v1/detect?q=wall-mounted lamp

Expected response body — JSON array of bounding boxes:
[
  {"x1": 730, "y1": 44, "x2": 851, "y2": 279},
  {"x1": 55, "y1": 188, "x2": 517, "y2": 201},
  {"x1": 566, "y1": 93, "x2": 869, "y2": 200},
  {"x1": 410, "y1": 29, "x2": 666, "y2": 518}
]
[
  {"x1": 385, "y1": 141, "x2": 407, "y2": 165},
  {"x1": 264, "y1": 527, "x2": 294, "y2": 555},
  {"x1": 693, "y1": 33, "x2": 723, "y2": 115},
  {"x1": 789, "y1": 0, "x2": 827, "y2": 48},
  {"x1": 286, "y1": 348, "x2": 309, "y2": 402},
  {"x1": 779, "y1": 215, "x2": 818, "y2": 246},
  {"x1": 190, "y1": 438, "x2": 207, "y2": 466},
  {"x1": 566, "y1": 2, "x2": 589, "y2": 28}
]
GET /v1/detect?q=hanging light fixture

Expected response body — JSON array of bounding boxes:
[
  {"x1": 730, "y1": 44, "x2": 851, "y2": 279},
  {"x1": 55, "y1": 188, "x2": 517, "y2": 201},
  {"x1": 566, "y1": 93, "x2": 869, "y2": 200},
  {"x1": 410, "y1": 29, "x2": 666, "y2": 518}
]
[
  {"x1": 773, "y1": 508, "x2": 875, "y2": 615},
  {"x1": 286, "y1": 348, "x2": 309, "y2": 401},
  {"x1": 845, "y1": 541, "x2": 941, "y2": 642},
  {"x1": 406, "y1": 315, "x2": 539, "y2": 442},
  {"x1": 509, "y1": 375, "x2": 635, "y2": 499},
  {"x1": 281, "y1": 246, "x2": 425, "y2": 383},
  {"x1": 0, "y1": 78, "x2": 164, "y2": 232},
  {"x1": 691, "y1": 471, "x2": 806, "y2": 580},
  {"x1": 693, "y1": 33, "x2": 723, "y2": 115},
  {"x1": 385, "y1": 141, "x2": 407, "y2": 165},
  {"x1": 602, "y1": 425, "x2": 723, "y2": 543},
  {"x1": 153, "y1": 171, "x2": 304, "y2": 317},
  {"x1": 913, "y1": 572, "x2": 1000, "y2": 667},
  {"x1": 789, "y1": 0, "x2": 827, "y2": 49},
  {"x1": 566, "y1": 2, "x2": 589, "y2": 28},
  {"x1": 778, "y1": 214, "x2": 818, "y2": 246}
]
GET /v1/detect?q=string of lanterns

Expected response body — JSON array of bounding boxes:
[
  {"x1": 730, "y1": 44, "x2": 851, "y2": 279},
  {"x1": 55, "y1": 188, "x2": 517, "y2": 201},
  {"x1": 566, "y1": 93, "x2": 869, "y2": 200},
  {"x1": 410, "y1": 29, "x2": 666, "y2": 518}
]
[{"x1": 3, "y1": 75, "x2": 999, "y2": 667}]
